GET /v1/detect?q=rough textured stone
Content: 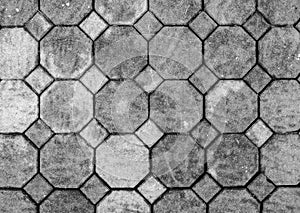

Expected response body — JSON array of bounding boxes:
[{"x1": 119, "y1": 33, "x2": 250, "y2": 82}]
[
  {"x1": 41, "y1": 134, "x2": 93, "y2": 188},
  {"x1": 80, "y1": 65, "x2": 108, "y2": 94},
  {"x1": 25, "y1": 11, "x2": 53, "y2": 40},
  {"x1": 97, "y1": 191, "x2": 150, "y2": 213},
  {"x1": 263, "y1": 188, "x2": 300, "y2": 212},
  {"x1": 25, "y1": 119, "x2": 53, "y2": 148},
  {"x1": 191, "y1": 119, "x2": 219, "y2": 148},
  {"x1": 243, "y1": 11, "x2": 270, "y2": 40},
  {"x1": 95, "y1": 26, "x2": 147, "y2": 79},
  {"x1": 80, "y1": 119, "x2": 108, "y2": 148},
  {"x1": 189, "y1": 11, "x2": 217, "y2": 40},
  {"x1": 0, "y1": 28, "x2": 38, "y2": 79},
  {"x1": 41, "y1": 27, "x2": 92, "y2": 79},
  {"x1": 209, "y1": 189, "x2": 260, "y2": 212},
  {"x1": 40, "y1": 0, "x2": 92, "y2": 25},
  {"x1": 246, "y1": 119, "x2": 273, "y2": 147},
  {"x1": 150, "y1": 27, "x2": 202, "y2": 79},
  {"x1": 135, "y1": 119, "x2": 163, "y2": 147},
  {"x1": 80, "y1": 12, "x2": 107, "y2": 40},
  {"x1": 137, "y1": 175, "x2": 166, "y2": 203},
  {"x1": 80, "y1": 175, "x2": 109, "y2": 204},
  {"x1": 150, "y1": 0, "x2": 202, "y2": 24},
  {"x1": 243, "y1": 65, "x2": 271, "y2": 93},
  {"x1": 41, "y1": 81, "x2": 93, "y2": 133},
  {"x1": 0, "y1": 190, "x2": 36, "y2": 213},
  {"x1": 247, "y1": 173, "x2": 275, "y2": 201},
  {"x1": 24, "y1": 174, "x2": 53, "y2": 203},
  {"x1": 152, "y1": 135, "x2": 204, "y2": 187},
  {"x1": 260, "y1": 80, "x2": 300, "y2": 133},
  {"x1": 206, "y1": 80, "x2": 257, "y2": 133},
  {"x1": 206, "y1": 0, "x2": 255, "y2": 25},
  {"x1": 259, "y1": 27, "x2": 300, "y2": 78},
  {"x1": 25, "y1": 66, "x2": 54, "y2": 94},
  {"x1": 258, "y1": 0, "x2": 300, "y2": 25},
  {"x1": 95, "y1": 80, "x2": 148, "y2": 133},
  {"x1": 0, "y1": 0, "x2": 38, "y2": 26},
  {"x1": 207, "y1": 134, "x2": 258, "y2": 186},
  {"x1": 150, "y1": 81, "x2": 203, "y2": 133},
  {"x1": 205, "y1": 27, "x2": 256, "y2": 78},
  {"x1": 0, "y1": 135, "x2": 37, "y2": 187},
  {"x1": 0, "y1": 80, "x2": 38, "y2": 133},
  {"x1": 154, "y1": 190, "x2": 206, "y2": 213},
  {"x1": 193, "y1": 174, "x2": 221, "y2": 202},
  {"x1": 135, "y1": 66, "x2": 163, "y2": 93},
  {"x1": 40, "y1": 190, "x2": 94, "y2": 213},
  {"x1": 261, "y1": 133, "x2": 300, "y2": 185},
  {"x1": 134, "y1": 11, "x2": 163, "y2": 40},
  {"x1": 96, "y1": 135, "x2": 149, "y2": 187},
  {"x1": 95, "y1": 0, "x2": 147, "y2": 25}
]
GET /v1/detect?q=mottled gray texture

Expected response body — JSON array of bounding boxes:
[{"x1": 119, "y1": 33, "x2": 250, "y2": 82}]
[{"x1": 0, "y1": 190, "x2": 36, "y2": 213}]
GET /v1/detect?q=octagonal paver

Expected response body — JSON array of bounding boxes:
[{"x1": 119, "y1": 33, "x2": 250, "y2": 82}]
[
  {"x1": 154, "y1": 190, "x2": 206, "y2": 213},
  {"x1": 206, "y1": 80, "x2": 257, "y2": 133},
  {"x1": 150, "y1": 0, "x2": 202, "y2": 24},
  {"x1": 258, "y1": 0, "x2": 300, "y2": 25},
  {"x1": 0, "y1": 80, "x2": 38, "y2": 133},
  {"x1": 263, "y1": 188, "x2": 300, "y2": 212},
  {"x1": 0, "y1": 28, "x2": 38, "y2": 79},
  {"x1": 40, "y1": 190, "x2": 94, "y2": 213},
  {"x1": 95, "y1": 80, "x2": 148, "y2": 133},
  {"x1": 40, "y1": 0, "x2": 92, "y2": 25},
  {"x1": 97, "y1": 191, "x2": 150, "y2": 213},
  {"x1": 0, "y1": 190, "x2": 35, "y2": 213},
  {"x1": 95, "y1": 0, "x2": 146, "y2": 25},
  {"x1": 41, "y1": 134, "x2": 93, "y2": 188},
  {"x1": 150, "y1": 81, "x2": 202, "y2": 133},
  {"x1": 209, "y1": 189, "x2": 260, "y2": 212},
  {"x1": 261, "y1": 133, "x2": 300, "y2": 185},
  {"x1": 96, "y1": 135, "x2": 149, "y2": 188},
  {"x1": 41, "y1": 27, "x2": 92, "y2": 79},
  {"x1": 0, "y1": 135, "x2": 37, "y2": 187},
  {"x1": 206, "y1": 0, "x2": 255, "y2": 25},
  {"x1": 0, "y1": 0, "x2": 38, "y2": 26},
  {"x1": 41, "y1": 81, "x2": 93, "y2": 133},
  {"x1": 207, "y1": 134, "x2": 259, "y2": 186},
  {"x1": 152, "y1": 135, "x2": 204, "y2": 187},
  {"x1": 149, "y1": 27, "x2": 202, "y2": 79},
  {"x1": 259, "y1": 27, "x2": 300, "y2": 78},
  {"x1": 205, "y1": 26, "x2": 256, "y2": 78},
  {"x1": 260, "y1": 80, "x2": 300, "y2": 133},
  {"x1": 95, "y1": 26, "x2": 147, "y2": 79}
]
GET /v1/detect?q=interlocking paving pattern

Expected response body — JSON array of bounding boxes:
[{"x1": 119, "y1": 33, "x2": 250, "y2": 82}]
[{"x1": 0, "y1": 0, "x2": 299, "y2": 212}]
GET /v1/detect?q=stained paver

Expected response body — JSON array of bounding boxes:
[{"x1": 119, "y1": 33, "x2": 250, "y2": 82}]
[
  {"x1": 152, "y1": 135, "x2": 204, "y2": 187},
  {"x1": 191, "y1": 119, "x2": 219, "y2": 148},
  {"x1": 260, "y1": 80, "x2": 300, "y2": 133},
  {"x1": 137, "y1": 175, "x2": 166, "y2": 203},
  {"x1": 259, "y1": 27, "x2": 300, "y2": 78},
  {"x1": 206, "y1": 80, "x2": 257, "y2": 133},
  {"x1": 41, "y1": 27, "x2": 92, "y2": 79},
  {"x1": 193, "y1": 174, "x2": 221, "y2": 202},
  {"x1": 150, "y1": 81, "x2": 203, "y2": 132},
  {"x1": 25, "y1": 11, "x2": 53, "y2": 40},
  {"x1": 150, "y1": 27, "x2": 202, "y2": 79},
  {"x1": 0, "y1": 80, "x2": 38, "y2": 133},
  {"x1": 243, "y1": 65, "x2": 271, "y2": 93},
  {"x1": 205, "y1": 27, "x2": 256, "y2": 78},
  {"x1": 95, "y1": 80, "x2": 148, "y2": 133},
  {"x1": 25, "y1": 119, "x2": 53, "y2": 148},
  {"x1": 0, "y1": 190, "x2": 36, "y2": 213},
  {"x1": 207, "y1": 134, "x2": 259, "y2": 186},
  {"x1": 261, "y1": 133, "x2": 300, "y2": 185},
  {"x1": 41, "y1": 134, "x2": 93, "y2": 188},
  {"x1": 247, "y1": 173, "x2": 275, "y2": 201}
]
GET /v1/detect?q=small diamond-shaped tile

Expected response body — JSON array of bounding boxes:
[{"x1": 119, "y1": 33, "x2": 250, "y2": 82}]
[
  {"x1": 25, "y1": 119, "x2": 53, "y2": 148},
  {"x1": 138, "y1": 176, "x2": 166, "y2": 203},
  {"x1": 79, "y1": 12, "x2": 107, "y2": 40},
  {"x1": 134, "y1": 11, "x2": 163, "y2": 40},
  {"x1": 80, "y1": 66, "x2": 108, "y2": 94},
  {"x1": 191, "y1": 120, "x2": 219, "y2": 148},
  {"x1": 189, "y1": 12, "x2": 217, "y2": 40},
  {"x1": 246, "y1": 119, "x2": 273, "y2": 147},
  {"x1": 136, "y1": 120, "x2": 163, "y2": 147},
  {"x1": 80, "y1": 119, "x2": 108, "y2": 147},
  {"x1": 25, "y1": 67, "x2": 53, "y2": 94},
  {"x1": 25, "y1": 12, "x2": 53, "y2": 40},
  {"x1": 193, "y1": 174, "x2": 221, "y2": 202},
  {"x1": 244, "y1": 12, "x2": 270, "y2": 40},
  {"x1": 135, "y1": 66, "x2": 163, "y2": 93},
  {"x1": 81, "y1": 174, "x2": 109, "y2": 204},
  {"x1": 247, "y1": 174, "x2": 275, "y2": 201},
  {"x1": 189, "y1": 66, "x2": 218, "y2": 94},
  {"x1": 244, "y1": 65, "x2": 271, "y2": 93},
  {"x1": 24, "y1": 174, "x2": 53, "y2": 203}
]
